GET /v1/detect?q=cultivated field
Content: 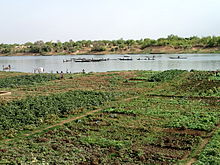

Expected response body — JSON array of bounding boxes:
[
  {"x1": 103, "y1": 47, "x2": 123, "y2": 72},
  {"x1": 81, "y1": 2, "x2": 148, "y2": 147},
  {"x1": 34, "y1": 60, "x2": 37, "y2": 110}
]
[{"x1": 0, "y1": 70, "x2": 219, "y2": 164}]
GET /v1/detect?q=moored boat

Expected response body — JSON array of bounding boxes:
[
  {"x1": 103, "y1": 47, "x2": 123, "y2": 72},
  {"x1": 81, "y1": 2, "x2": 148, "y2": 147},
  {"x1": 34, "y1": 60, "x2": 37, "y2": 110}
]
[{"x1": 169, "y1": 56, "x2": 187, "y2": 59}]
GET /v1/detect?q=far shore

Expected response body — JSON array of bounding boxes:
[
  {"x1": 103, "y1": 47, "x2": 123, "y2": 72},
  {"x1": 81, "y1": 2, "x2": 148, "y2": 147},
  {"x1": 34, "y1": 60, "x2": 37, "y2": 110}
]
[{"x1": 0, "y1": 46, "x2": 220, "y2": 57}]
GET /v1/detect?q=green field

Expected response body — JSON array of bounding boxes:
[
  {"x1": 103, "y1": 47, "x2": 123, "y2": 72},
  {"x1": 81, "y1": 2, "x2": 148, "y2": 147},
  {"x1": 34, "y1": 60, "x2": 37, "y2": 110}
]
[{"x1": 0, "y1": 70, "x2": 219, "y2": 164}]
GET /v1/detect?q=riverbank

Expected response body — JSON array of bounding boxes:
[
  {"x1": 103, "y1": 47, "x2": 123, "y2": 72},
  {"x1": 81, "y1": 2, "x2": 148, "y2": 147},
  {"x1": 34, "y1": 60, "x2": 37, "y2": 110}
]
[{"x1": 0, "y1": 46, "x2": 220, "y2": 56}]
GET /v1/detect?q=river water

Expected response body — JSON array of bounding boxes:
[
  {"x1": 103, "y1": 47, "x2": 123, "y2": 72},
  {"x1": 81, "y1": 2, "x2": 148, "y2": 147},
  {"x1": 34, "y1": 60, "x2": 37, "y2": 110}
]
[{"x1": 0, "y1": 54, "x2": 219, "y2": 73}]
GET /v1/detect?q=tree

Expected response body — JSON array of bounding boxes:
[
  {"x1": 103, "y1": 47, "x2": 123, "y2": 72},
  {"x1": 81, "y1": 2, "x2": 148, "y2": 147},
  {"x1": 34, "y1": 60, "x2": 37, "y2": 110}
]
[{"x1": 91, "y1": 46, "x2": 106, "y2": 52}]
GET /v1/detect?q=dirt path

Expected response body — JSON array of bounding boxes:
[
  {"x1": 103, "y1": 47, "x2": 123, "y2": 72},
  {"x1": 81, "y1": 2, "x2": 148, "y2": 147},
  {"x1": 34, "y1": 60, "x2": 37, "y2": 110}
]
[
  {"x1": 1, "y1": 96, "x2": 138, "y2": 143},
  {"x1": 185, "y1": 138, "x2": 210, "y2": 165},
  {"x1": 185, "y1": 158, "x2": 197, "y2": 165},
  {"x1": 185, "y1": 124, "x2": 220, "y2": 165},
  {"x1": 186, "y1": 139, "x2": 209, "y2": 165},
  {"x1": 24, "y1": 108, "x2": 103, "y2": 137}
]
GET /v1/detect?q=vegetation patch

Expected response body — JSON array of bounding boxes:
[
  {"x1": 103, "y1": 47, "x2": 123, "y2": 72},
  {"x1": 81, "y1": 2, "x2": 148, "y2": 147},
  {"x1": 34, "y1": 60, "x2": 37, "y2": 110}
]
[
  {"x1": 0, "y1": 90, "x2": 115, "y2": 135},
  {"x1": 178, "y1": 71, "x2": 220, "y2": 96},
  {"x1": 0, "y1": 70, "x2": 219, "y2": 164},
  {"x1": 195, "y1": 129, "x2": 220, "y2": 165},
  {"x1": 129, "y1": 76, "x2": 149, "y2": 81},
  {"x1": 148, "y1": 70, "x2": 187, "y2": 82},
  {"x1": 167, "y1": 111, "x2": 219, "y2": 131},
  {"x1": 80, "y1": 136, "x2": 129, "y2": 149},
  {"x1": 152, "y1": 133, "x2": 199, "y2": 150},
  {"x1": 1, "y1": 35, "x2": 220, "y2": 55},
  {"x1": 103, "y1": 107, "x2": 138, "y2": 116},
  {"x1": 0, "y1": 74, "x2": 58, "y2": 88}
]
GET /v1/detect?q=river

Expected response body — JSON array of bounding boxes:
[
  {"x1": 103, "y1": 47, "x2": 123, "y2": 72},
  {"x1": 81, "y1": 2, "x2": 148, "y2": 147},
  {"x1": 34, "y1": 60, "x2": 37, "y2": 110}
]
[{"x1": 0, "y1": 54, "x2": 219, "y2": 73}]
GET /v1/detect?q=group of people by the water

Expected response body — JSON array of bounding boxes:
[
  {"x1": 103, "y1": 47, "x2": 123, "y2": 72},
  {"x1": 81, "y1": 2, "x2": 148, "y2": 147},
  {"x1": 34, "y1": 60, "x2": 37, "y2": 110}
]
[
  {"x1": 2, "y1": 65, "x2": 11, "y2": 71},
  {"x1": 56, "y1": 69, "x2": 85, "y2": 79},
  {"x1": 2, "y1": 63, "x2": 86, "y2": 76},
  {"x1": 34, "y1": 67, "x2": 44, "y2": 73},
  {"x1": 33, "y1": 67, "x2": 86, "y2": 79}
]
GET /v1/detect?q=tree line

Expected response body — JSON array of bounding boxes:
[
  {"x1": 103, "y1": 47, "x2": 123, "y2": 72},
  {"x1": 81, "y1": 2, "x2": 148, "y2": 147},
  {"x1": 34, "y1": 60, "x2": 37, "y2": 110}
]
[{"x1": 0, "y1": 35, "x2": 220, "y2": 54}]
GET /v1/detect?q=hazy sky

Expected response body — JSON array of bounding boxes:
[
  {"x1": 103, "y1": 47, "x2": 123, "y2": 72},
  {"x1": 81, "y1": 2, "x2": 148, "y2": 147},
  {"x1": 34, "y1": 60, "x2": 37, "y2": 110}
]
[{"x1": 0, "y1": 0, "x2": 220, "y2": 43}]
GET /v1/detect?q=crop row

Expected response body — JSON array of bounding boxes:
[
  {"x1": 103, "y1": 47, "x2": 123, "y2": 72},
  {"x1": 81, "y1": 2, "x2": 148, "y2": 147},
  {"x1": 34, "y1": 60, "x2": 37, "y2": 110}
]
[
  {"x1": 0, "y1": 90, "x2": 115, "y2": 132},
  {"x1": 0, "y1": 74, "x2": 58, "y2": 88}
]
